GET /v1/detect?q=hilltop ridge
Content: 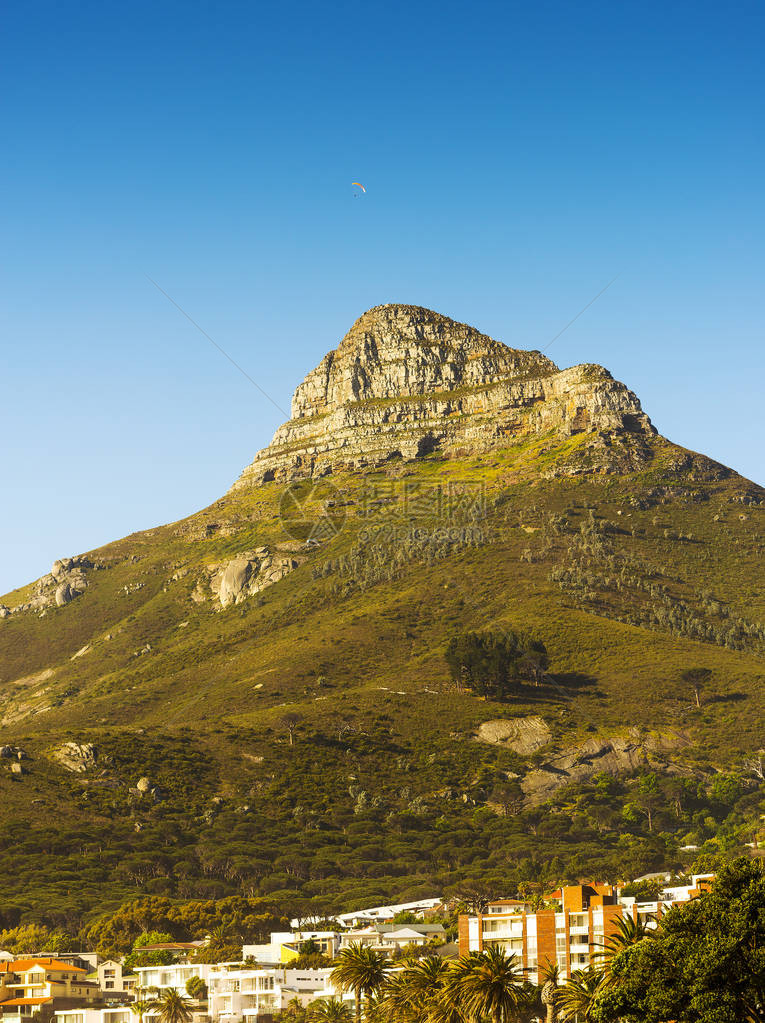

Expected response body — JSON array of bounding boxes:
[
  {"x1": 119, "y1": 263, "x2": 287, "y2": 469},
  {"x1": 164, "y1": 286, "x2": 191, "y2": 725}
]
[{"x1": 233, "y1": 304, "x2": 655, "y2": 487}]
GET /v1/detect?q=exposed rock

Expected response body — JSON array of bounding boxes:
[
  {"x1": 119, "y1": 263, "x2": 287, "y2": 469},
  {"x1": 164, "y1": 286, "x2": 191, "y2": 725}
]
[
  {"x1": 136, "y1": 776, "x2": 152, "y2": 793},
  {"x1": 55, "y1": 583, "x2": 75, "y2": 606},
  {"x1": 52, "y1": 741, "x2": 98, "y2": 772},
  {"x1": 10, "y1": 762, "x2": 24, "y2": 775},
  {"x1": 475, "y1": 716, "x2": 552, "y2": 755},
  {"x1": 10, "y1": 556, "x2": 93, "y2": 615},
  {"x1": 210, "y1": 548, "x2": 300, "y2": 606},
  {"x1": 0, "y1": 745, "x2": 27, "y2": 759},
  {"x1": 0, "y1": 605, "x2": 10, "y2": 619},
  {"x1": 521, "y1": 730, "x2": 689, "y2": 805},
  {"x1": 218, "y1": 557, "x2": 253, "y2": 607},
  {"x1": 233, "y1": 305, "x2": 655, "y2": 488}
]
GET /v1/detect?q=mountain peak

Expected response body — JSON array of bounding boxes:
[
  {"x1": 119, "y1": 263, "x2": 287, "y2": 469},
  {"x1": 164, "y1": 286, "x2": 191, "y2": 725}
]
[{"x1": 234, "y1": 305, "x2": 654, "y2": 487}]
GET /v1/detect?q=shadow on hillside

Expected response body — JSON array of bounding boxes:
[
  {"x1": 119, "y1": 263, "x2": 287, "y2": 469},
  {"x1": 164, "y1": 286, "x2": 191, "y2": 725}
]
[
  {"x1": 534, "y1": 672, "x2": 599, "y2": 704},
  {"x1": 506, "y1": 672, "x2": 598, "y2": 705},
  {"x1": 706, "y1": 691, "x2": 748, "y2": 705}
]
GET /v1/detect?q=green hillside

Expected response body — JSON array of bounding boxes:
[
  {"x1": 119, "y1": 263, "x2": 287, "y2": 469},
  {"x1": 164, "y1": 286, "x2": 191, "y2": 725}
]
[{"x1": 1, "y1": 428, "x2": 763, "y2": 936}]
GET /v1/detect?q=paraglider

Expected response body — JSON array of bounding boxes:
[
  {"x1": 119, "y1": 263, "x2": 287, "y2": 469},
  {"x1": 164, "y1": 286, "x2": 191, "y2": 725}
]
[{"x1": 351, "y1": 181, "x2": 366, "y2": 193}]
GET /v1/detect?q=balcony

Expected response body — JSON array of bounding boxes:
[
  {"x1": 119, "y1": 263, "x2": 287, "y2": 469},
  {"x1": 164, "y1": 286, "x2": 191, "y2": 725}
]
[{"x1": 482, "y1": 925, "x2": 523, "y2": 940}]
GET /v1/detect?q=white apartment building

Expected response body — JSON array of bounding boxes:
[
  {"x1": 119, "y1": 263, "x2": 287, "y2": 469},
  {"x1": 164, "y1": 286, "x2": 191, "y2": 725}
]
[
  {"x1": 134, "y1": 962, "x2": 219, "y2": 995},
  {"x1": 56, "y1": 1009, "x2": 131, "y2": 1023},
  {"x1": 208, "y1": 967, "x2": 343, "y2": 1021},
  {"x1": 332, "y1": 897, "x2": 443, "y2": 927}
]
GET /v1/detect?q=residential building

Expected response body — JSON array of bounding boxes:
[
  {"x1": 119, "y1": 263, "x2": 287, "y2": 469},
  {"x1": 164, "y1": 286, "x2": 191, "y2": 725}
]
[
  {"x1": 208, "y1": 966, "x2": 344, "y2": 1021},
  {"x1": 338, "y1": 923, "x2": 446, "y2": 955},
  {"x1": 39, "y1": 958, "x2": 102, "y2": 975},
  {"x1": 55, "y1": 1009, "x2": 132, "y2": 1023},
  {"x1": 86, "y1": 964, "x2": 136, "y2": 997},
  {"x1": 244, "y1": 932, "x2": 339, "y2": 966},
  {"x1": 0, "y1": 959, "x2": 101, "y2": 1023},
  {"x1": 134, "y1": 962, "x2": 217, "y2": 997},
  {"x1": 243, "y1": 921, "x2": 446, "y2": 966},
  {"x1": 331, "y1": 897, "x2": 443, "y2": 928},
  {"x1": 458, "y1": 875, "x2": 715, "y2": 983}
]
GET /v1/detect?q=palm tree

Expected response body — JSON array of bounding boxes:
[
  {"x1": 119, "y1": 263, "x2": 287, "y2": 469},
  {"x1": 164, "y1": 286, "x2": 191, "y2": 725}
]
[
  {"x1": 129, "y1": 1000, "x2": 153, "y2": 1023},
  {"x1": 150, "y1": 989, "x2": 193, "y2": 1023},
  {"x1": 377, "y1": 956, "x2": 452, "y2": 1023},
  {"x1": 557, "y1": 969, "x2": 602, "y2": 1023},
  {"x1": 306, "y1": 997, "x2": 353, "y2": 1022},
  {"x1": 593, "y1": 913, "x2": 654, "y2": 982},
  {"x1": 540, "y1": 960, "x2": 560, "y2": 1023},
  {"x1": 376, "y1": 972, "x2": 420, "y2": 1023},
  {"x1": 455, "y1": 946, "x2": 525, "y2": 1023},
  {"x1": 330, "y1": 943, "x2": 390, "y2": 1023}
]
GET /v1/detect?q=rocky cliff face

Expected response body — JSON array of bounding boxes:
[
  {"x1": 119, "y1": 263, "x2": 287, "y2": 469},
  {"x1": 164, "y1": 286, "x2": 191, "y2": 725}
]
[{"x1": 233, "y1": 304, "x2": 655, "y2": 487}]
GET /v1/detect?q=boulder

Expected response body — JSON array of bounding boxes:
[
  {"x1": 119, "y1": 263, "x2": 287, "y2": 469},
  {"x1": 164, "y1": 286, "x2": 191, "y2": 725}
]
[
  {"x1": 211, "y1": 550, "x2": 300, "y2": 607},
  {"x1": 52, "y1": 558, "x2": 73, "y2": 579},
  {"x1": 218, "y1": 557, "x2": 253, "y2": 607},
  {"x1": 0, "y1": 745, "x2": 27, "y2": 759},
  {"x1": 52, "y1": 741, "x2": 97, "y2": 772},
  {"x1": 136, "y1": 776, "x2": 152, "y2": 793}
]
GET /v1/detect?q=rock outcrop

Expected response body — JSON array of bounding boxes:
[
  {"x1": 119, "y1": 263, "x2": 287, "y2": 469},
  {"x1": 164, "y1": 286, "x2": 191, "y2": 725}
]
[
  {"x1": 52, "y1": 741, "x2": 97, "y2": 772},
  {"x1": 475, "y1": 716, "x2": 552, "y2": 755},
  {"x1": 233, "y1": 304, "x2": 655, "y2": 487},
  {"x1": 5, "y1": 556, "x2": 95, "y2": 618},
  {"x1": 209, "y1": 548, "x2": 301, "y2": 607},
  {"x1": 520, "y1": 730, "x2": 690, "y2": 805}
]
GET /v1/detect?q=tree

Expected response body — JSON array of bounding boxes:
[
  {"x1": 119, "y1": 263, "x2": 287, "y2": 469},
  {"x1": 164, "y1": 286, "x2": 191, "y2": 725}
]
[
  {"x1": 628, "y1": 773, "x2": 663, "y2": 833},
  {"x1": 743, "y1": 751, "x2": 765, "y2": 782},
  {"x1": 306, "y1": 998, "x2": 353, "y2": 1022},
  {"x1": 450, "y1": 880, "x2": 500, "y2": 914},
  {"x1": 593, "y1": 913, "x2": 654, "y2": 981},
  {"x1": 518, "y1": 648, "x2": 549, "y2": 687},
  {"x1": 681, "y1": 667, "x2": 712, "y2": 708},
  {"x1": 129, "y1": 1000, "x2": 153, "y2": 1023},
  {"x1": 557, "y1": 969, "x2": 602, "y2": 1022},
  {"x1": 390, "y1": 955, "x2": 451, "y2": 1020},
  {"x1": 279, "y1": 712, "x2": 304, "y2": 746},
  {"x1": 290, "y1": 950, "x2": 333, "y2": 969},
  {"x1": 445, "y1": 631, "x2": 547, "y2": 700},
  {"x1": 491, "y1": 780, "x2": 524, "y2": 817},
  {"x1": 591, "y1": 858, "x2": 765, "y2": 1023},
  {"x1": 281, "y1": 998, "x2": 308, "y2": 1022},
  {"x1": 456, "y1": 946, "x2": 525, "y2": 1023},
  {"x1": 540, "y1": 960, "x2": 561, "y2": 1023},
  {"x1": 150, "y1": 990, "x2": 193, "y2": 1023},
  {"x1": 124, "y1": 931, "x2": 179, "y2": 971},
  {"x1": 185, "y1": 976, "x2": 207, "y2": 1001},
  {"x1": 330, "y1": 943, "x2": 390, "y2": 1023}
]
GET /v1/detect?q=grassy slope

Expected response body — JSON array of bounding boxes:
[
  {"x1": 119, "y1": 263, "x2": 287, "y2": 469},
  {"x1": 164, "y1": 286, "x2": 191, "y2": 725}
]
[{"x1": 0, "y1": 431, "x2": 763, "y2": 923}]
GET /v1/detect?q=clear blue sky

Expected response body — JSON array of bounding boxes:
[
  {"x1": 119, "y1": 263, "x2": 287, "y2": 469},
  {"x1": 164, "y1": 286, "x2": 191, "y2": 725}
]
[{"x1": 2, "y1": 0, "x2": 763, "y2": 595}]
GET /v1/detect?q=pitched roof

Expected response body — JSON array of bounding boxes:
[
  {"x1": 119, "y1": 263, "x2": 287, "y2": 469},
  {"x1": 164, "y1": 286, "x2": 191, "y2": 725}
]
[
  {"x1": 385, "y1": 927, "x2": 433, "y2": 939},
  {"x1": 2, "y1": 959, "x2": 86, "y2": 973},
  {"x1": 0, "y1": 998, "x2": 55, "y2": 1006}
]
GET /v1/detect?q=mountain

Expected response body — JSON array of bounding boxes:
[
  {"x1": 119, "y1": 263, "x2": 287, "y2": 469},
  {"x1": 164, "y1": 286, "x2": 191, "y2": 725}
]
[
  {"x1": 0, "y1": 304, "x2": 762, "y2": 935},
  {"x1": 234, "y1": 303, "x2": 654, "y2": 487}
]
